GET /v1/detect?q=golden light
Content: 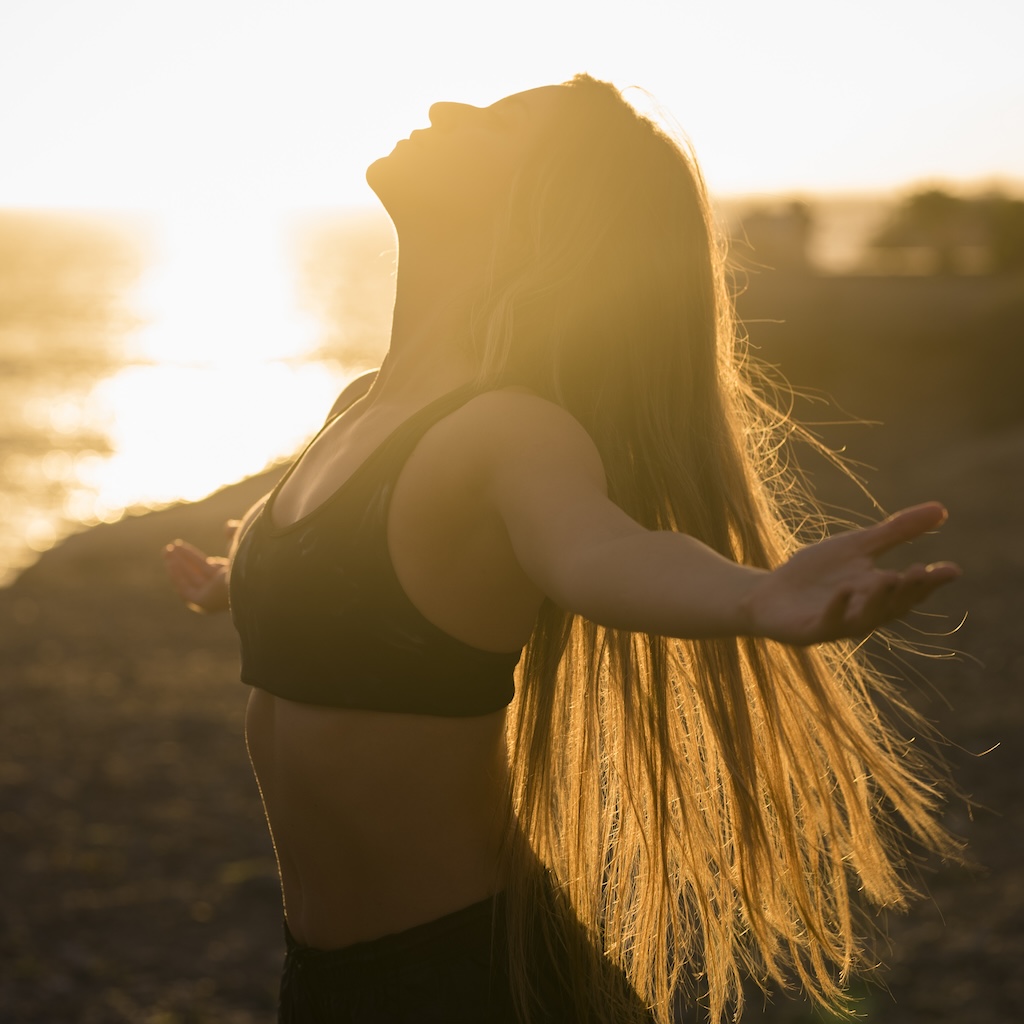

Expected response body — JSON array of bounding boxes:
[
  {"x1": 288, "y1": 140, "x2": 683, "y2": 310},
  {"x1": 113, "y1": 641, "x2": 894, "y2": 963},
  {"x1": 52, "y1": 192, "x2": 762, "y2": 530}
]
[
  {"x1": 78, "y1": 205, "x2": 357, "y2": 518},
  {"x1": 0, "y1": 199, "x2": 399, "y2": 584},
  {"x1": 1, "y1": 0, "x2": 1021, "y2": 588},
  {"x1": 129, "y1": 207, "x2": 316, "y2": 366}
]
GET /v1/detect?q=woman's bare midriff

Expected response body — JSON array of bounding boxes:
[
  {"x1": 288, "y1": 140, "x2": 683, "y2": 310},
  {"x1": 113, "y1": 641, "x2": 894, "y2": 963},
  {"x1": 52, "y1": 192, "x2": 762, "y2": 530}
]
[{"x1": 244, "y1": 686, "x2": 511, "y2": 950}]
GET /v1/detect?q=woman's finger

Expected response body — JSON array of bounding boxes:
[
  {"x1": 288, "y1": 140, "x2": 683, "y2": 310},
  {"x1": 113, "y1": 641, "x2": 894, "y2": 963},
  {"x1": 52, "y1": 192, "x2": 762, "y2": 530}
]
[
  {"x1": 859, "y1": 503, "x2": 948, "y2": 556},
  {"x1": 171, "y1": 538, "x2": 209, "y2": 563},
  {"x1": 894, "y1": 565, "x2": 961, "y2": 615},
  {"x1": 166, "y1": 548, "x2": 206, "y2": 586},
  {"x1": 849, "y1": 562, "x2": 960, "y2": 632},
  {"x1": 922, "y1": 561, "x2": 962, "y2": 584}
]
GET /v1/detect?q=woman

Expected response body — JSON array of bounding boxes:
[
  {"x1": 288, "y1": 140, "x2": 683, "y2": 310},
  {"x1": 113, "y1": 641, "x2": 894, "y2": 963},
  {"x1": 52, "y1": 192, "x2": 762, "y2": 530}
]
[{"x1": 165, "y1": 75, "x2": 961, "y2": 1023}]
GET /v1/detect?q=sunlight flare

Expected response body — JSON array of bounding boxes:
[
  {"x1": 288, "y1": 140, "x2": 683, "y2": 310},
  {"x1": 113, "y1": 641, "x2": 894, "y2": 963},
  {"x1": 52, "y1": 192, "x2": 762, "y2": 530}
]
[
  {"x1": 86, "y1": 207, "x2": 353, "y2": 514},
  {"x1": 130, "y1": 207, "x2": 317, "y2": 367}
]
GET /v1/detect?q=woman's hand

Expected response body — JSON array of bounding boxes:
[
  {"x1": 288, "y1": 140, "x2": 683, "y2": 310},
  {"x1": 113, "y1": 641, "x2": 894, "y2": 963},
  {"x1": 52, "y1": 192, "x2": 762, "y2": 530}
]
[
  {"x1": 163, "y1": 539, "x2": 230, "y2": 614},
  {"x1": 744, "y1": 502, "x2": 961, "y2": 645}
]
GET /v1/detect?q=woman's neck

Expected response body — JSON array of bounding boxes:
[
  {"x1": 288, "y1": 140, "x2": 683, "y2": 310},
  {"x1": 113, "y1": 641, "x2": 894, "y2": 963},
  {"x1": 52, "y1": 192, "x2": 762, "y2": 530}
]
[{"x1": 373, "y1": 230, "x2": 489, "y2": 401}]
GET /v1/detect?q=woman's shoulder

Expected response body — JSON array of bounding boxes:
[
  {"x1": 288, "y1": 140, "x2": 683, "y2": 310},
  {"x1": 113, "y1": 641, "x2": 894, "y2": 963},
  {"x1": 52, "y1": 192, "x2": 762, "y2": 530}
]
[
  {"x1": 325, "y1": 369, "x2": 379, "y2": 423},
  {"x1": 461, "y1": 386, "x2": 596, "y2": 442},
  {"x1": 449, "y1": 387, "x2": 606, "y2": 483},
  {"x1": 458, "y1": 386, "x2": 577, "y2": 426}
]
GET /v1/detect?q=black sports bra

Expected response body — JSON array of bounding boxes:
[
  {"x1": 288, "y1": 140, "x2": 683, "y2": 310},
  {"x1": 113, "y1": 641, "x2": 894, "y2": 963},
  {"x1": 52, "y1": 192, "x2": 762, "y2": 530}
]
[{"x1": 228, "y1": 387, "x2": 521, "y2": 717}]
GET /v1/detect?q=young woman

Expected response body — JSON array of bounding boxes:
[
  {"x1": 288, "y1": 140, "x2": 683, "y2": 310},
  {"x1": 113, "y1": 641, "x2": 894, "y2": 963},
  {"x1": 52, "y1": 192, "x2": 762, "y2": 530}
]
[{"x1": 165, "y1": 75, "x2": 961, "y2": 1023}]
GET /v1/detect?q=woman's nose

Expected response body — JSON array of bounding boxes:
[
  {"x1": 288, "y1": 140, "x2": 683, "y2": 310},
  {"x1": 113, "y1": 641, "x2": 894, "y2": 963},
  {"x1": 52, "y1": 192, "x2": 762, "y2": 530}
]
[{"x1": 427, "y1": 101, "x2": 477, "y2": 128}]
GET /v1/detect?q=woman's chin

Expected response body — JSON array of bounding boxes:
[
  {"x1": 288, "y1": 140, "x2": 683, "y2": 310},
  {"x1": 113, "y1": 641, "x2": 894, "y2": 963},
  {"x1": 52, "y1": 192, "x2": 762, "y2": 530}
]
[{"x1": 364, "y1": 154, "x2": 390, "y2": 190}]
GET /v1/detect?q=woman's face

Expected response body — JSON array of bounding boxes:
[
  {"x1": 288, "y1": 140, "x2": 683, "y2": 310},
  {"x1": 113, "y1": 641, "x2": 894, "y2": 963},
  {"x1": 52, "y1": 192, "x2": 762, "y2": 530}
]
[{"x1": 366, "y1": 85, "x2": 567, "y2": 232}]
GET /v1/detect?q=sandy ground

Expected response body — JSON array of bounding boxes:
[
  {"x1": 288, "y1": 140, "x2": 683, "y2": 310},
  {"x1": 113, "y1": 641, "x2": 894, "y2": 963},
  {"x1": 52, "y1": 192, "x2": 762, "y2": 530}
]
[{"x1": 1, "y1": 273, "x2": 1022, "y2": 1023}]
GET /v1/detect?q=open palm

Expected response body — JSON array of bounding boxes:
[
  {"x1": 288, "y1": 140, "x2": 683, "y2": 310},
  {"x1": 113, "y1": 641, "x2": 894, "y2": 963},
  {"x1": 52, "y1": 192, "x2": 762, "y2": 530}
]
[
  {"x1": 747, "y1": 503, "x2": 961, "y2": 645},
  {"x1": 163, "y1": 540, "x2": 230, "y2": 613}
]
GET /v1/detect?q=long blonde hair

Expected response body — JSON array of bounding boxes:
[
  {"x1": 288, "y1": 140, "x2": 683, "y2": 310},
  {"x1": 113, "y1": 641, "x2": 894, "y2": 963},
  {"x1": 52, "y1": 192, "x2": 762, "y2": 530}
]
[{"x1": 471, "y1": 75, "x2": 960, "y2": 1022}]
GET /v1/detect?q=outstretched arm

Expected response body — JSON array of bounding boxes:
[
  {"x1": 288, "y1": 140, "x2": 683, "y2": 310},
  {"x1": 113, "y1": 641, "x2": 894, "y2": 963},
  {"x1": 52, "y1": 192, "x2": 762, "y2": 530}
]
[
  {"x1": 163, "y1": 539, "x2": 230, "y2": 614},
  {"x1": 478, "y1": 394, "x2": 959, "y2": 645}
]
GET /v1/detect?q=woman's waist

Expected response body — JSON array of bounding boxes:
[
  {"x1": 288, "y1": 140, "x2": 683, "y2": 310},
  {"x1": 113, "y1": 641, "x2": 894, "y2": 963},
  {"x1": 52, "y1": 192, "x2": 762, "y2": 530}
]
[
  {"x1": 271, "y1": 785, "x2": 509, "y2": 949},
  {"x1": 245, "y1": 688, "x2": 511, "y2": 945},
  {"x1": 266, "y1": 778, "x2": 509, "y2": 870},
  {"x1": 280, "y1": 835, "x2": 508, "y2": 949}
]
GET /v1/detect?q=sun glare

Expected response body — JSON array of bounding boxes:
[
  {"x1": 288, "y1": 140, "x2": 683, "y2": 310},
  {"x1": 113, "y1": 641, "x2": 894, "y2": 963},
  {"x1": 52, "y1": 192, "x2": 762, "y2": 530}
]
[
  {"x1": 0, "y1": 203, "x2": 389, "y2": 585},
  {"x1": 130, "y1": 207, "x2": 316, "y2": 366},
  {"x1": 80, "y1": 207, "x2": 353, "y2": 520}
]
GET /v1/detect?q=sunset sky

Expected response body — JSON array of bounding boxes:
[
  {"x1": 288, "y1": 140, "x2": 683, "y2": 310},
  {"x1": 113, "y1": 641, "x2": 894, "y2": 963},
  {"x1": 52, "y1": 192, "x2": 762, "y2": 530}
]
[{"x1": 2, "y1": 0, "x2": 1022, "y2": 210}]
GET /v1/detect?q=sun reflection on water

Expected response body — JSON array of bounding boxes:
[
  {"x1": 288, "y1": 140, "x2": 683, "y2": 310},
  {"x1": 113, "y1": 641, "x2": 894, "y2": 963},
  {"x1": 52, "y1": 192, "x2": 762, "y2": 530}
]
[
  {"x1": 130, "y1": 208, "x2": 318, "y2": 366},
  {"x1": 0, "y1": 207, "x2": 391, "y2": 586},
  {"x1": 90, "y1": 208, "x2": 353, "y2": 515}
]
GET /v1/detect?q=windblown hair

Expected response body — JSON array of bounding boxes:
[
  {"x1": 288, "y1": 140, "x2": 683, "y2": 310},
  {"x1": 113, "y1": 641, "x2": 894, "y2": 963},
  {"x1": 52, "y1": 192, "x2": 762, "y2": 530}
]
[{"x1": 469, "y1": 75, "x2": 960, "y2": 1023}]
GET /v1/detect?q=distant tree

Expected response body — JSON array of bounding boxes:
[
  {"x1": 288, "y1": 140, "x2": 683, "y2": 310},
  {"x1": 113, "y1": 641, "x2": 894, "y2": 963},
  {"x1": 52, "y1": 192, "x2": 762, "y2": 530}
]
[
  {"x1": 871, "y1": 188, "x2": 1024, "y2": 274},
  {"x1": 979, "y1": 192, "x2": 1024, "y2": 272},
  {"x1": 734, "y1": 200, "x2": 814, "y2": 274}
]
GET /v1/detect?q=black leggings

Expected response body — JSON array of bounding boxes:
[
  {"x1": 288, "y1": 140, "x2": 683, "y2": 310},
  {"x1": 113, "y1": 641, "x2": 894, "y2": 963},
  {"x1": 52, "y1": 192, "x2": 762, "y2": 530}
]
[
  {"x1": 279, "y1": 894, "x2": 527, "y2": 1023},
  {"x1": 278, "y1": 886, "x2": 663, "y2": 1024},
  {"x1": 278, "y1": 890, "x2": 660, "y2": 1023}
]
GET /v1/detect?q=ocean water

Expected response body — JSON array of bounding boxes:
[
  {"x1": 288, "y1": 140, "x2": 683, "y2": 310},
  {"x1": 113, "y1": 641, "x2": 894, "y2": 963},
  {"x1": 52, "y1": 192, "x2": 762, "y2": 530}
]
[
  {"x1": 0, "y1": 209, "x2": 396, "y2": 586},
  {"x1": 0, "y1": 198, "x2": 890, "y2": 586}
]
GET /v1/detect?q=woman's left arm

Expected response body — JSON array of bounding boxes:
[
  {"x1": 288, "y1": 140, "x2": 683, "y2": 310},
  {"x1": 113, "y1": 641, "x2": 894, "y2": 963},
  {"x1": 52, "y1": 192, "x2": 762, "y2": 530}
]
[{"x1": 475, "y1": 393, "x2": 959, "y2": 645}]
